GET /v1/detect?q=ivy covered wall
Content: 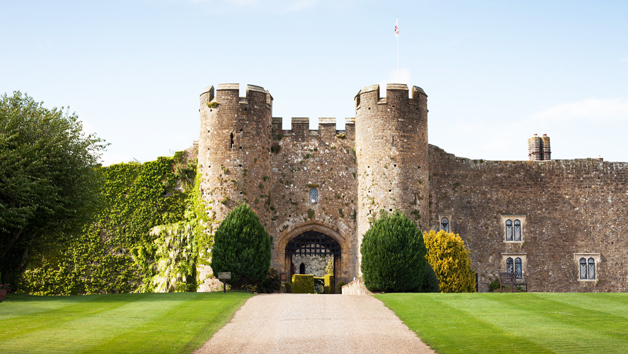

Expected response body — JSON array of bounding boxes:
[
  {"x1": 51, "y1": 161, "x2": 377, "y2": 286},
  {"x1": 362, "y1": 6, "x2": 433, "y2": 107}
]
[{"x1": 18, "y1": 151, "x2": 209, "y2": 295}]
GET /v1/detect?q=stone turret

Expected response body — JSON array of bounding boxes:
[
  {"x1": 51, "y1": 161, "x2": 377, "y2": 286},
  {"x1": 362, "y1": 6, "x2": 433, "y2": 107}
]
[
  {"x1": 354, "y1": 83, "x2": 429, "y2": 266},
  {"x1": 198, "y1": 84, "x2": 273, "y2": 227}
]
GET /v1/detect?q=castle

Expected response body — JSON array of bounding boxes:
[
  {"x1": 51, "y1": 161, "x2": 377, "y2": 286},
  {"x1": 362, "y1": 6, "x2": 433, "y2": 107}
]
[{"x1": 197, "y1": 83, "x2": 628, "y2": 292}]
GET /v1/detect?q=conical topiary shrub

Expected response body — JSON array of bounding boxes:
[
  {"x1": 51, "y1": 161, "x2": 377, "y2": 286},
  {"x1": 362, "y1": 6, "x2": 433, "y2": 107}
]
[
  {"x1": 360, "y1": 211, "x2": 427, "y2": 292},
  {"x1": 211, "y1": 204, "x2": 271, "y2": 289},
  {"x1": 423, "y1": 230, "x2": 476, "y2": 293}
]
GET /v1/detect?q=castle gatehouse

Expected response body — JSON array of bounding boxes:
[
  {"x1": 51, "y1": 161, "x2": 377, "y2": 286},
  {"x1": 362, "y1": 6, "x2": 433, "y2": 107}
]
[{"x1": 197, "y1": 83, "x2": 628, "y2": 292}]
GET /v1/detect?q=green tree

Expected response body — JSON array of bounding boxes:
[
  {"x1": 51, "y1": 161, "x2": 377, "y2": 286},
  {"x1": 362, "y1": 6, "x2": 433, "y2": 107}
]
[
  {"x1": 360, "y1": 211, "x2": 427, "y2": 292},
  {"x1": 421, "y1": 262, "x2": 440, "y2": 293},
  {"x1": 0, "y1": 92, "x2": 106, "y2": 283},
  {"x1": 211, "y1": 204, "x2": 271, "y2": 289},
  {"x1": 423, "y1": 230, "x2": 476, "y2": 293}
]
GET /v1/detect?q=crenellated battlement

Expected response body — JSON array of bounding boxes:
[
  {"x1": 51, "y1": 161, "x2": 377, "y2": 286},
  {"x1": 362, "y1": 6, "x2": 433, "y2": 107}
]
[
  {"x1": 199, "y1": 86, "x2": 214, "y2": 108},
  {"x1": 202, "y1": 83, "x2": 273, "y2": 109},
  {"x1": 270, "y1": 117, "x2": 355, "y2": 141},
  {"x1": 354, "y1": 83, "x2": 427, "y2": 111}
]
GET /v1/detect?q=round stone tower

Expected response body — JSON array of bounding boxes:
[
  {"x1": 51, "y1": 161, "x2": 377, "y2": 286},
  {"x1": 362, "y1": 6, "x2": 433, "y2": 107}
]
[
  {"x1": 198, "y1": 83, "x2": 273, "y2": 228},
  {"x1": 354, "y1": 83, "x2": 429, "y2": 264}
]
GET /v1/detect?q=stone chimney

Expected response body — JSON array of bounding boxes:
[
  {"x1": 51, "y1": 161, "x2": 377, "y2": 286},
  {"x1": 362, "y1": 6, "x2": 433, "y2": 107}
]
[{"x1": 528, "y1": 134, "x2": 551, "y2": 161}]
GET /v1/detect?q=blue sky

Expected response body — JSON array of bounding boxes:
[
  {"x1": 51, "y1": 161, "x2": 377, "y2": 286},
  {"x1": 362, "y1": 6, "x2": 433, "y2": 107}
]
[{"x1": 1, "y1": 0, "x2": 627, "y2": 164}]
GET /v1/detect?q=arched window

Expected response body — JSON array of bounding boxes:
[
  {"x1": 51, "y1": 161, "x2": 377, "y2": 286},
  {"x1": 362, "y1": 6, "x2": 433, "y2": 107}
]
[
  {"x1": 506, "y1": 219, "x2": 513, "y2": 241},
  {"x1": 514, "y1": 220, "x2": 521, "y2": 241},
  {"x1": 230, "y1": 132, "x2": 234, "y2": 149},
  {"x1": 515, "y1": 257, "x2": 522, "y2": 279},
  {"x1": 309, "y1": 188, "x2": 318, "y2": 204},
  {"x1": 300, "y1": 263, "x2": 306, "y2": 275},
  {"x1": 441, "y1": 217, "x2": 449, "y2": 232},
  {"x1": 506, "y1": 257, "x2": 514, "y2": 275},
  {"x1": 588, "y1": 258, "x2": 595, "y2": 280},
  {"x1": 580, "y1": 258, "x2": 587, "y2": 279}
]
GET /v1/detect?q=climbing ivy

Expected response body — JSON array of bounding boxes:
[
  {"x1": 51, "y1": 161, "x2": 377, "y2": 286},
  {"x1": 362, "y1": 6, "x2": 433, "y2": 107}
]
[
  {"x1": 18, "y1": 152, "x2": 206, "y2": 295},
  {"x1": 150, "y1": 222, "x2": 197, "y2": 293}
]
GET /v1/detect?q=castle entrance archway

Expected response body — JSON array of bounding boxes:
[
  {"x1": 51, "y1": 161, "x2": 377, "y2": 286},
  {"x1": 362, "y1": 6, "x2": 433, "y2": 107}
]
[{"x1": 284, "y1": 231, "x2": 342, "y2": 286}]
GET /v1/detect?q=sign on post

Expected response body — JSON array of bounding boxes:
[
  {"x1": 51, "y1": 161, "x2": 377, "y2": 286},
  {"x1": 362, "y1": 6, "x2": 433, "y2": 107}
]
[{"x1": 217, "y1": 272, "x2": 231, "y2": 293}]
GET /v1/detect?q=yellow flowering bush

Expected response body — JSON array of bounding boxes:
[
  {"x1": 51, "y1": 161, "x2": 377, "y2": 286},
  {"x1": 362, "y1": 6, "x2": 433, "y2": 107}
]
[{"x1": 423, "y1": 230, "x2": 476, "y2": 293}]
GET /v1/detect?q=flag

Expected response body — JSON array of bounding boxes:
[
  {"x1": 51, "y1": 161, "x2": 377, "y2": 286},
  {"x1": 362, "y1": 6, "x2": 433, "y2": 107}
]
[{"x1": 395, "y1": 17, "x2": 399, "y2": 37}]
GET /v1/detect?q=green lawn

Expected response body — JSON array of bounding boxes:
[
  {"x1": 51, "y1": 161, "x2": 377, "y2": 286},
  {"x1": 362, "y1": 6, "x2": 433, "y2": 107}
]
[
  {"x1": 376, "y1": 293, "x2": 628, "y2": 354},
  {"x1": 0, "y1": 291, "x2": 253, "y2": 354}
]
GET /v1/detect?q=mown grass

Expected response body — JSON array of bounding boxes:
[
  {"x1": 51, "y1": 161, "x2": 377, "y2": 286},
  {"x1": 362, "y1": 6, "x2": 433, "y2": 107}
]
[
  {"x1": 376, "y1": 293, "x2": 628, "y2": 354},
  {"x1": 0, "y1": 291, "x2": 253, "y2": 354}
]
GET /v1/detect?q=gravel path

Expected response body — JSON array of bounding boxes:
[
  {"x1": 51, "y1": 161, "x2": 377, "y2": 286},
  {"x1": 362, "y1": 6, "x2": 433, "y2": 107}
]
[{"x1": 194, "y1": 294, "x2": 435, "y2": 354}]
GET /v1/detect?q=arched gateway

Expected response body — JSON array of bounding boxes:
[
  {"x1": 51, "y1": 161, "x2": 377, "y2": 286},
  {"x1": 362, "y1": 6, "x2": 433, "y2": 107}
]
[
  {"x1": 274, "y1": 223, "x2": 350, "y2": 285},
  {"x1": 285, "y1": 231, "x2": 342, "y2": 279}
]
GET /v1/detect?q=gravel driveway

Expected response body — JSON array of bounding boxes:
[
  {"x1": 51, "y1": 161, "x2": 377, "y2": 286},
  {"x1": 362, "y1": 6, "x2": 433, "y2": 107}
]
[{"x1": 194, "y1": 294, "x2": 435, "y2": 354}]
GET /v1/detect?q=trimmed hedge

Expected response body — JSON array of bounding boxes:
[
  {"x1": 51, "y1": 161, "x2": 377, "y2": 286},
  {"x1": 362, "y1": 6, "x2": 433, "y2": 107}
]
[
  {"x1": 360, "y1": 211, "x2": 427, "y2": 292},
  {"x1": 421, "y1": 262, "x2": 440, "y2": 293},
  {"x1": 211, "y1": 204, "x2": 271, "y2": 289},
  {"x1": 324, "y1": 274, "x2": 334, "y2": 294},
  {"x1": 292, "y1": 274, "x2": 314, "y2": 293},
  {"x1": 424, "y1": 230, "x2": 476, "y2": 293}
]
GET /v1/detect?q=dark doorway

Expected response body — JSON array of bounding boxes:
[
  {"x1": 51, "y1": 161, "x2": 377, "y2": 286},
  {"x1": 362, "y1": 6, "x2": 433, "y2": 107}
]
[{"x1": 285, "y1": 231, "x2": 342, "y2": 292}]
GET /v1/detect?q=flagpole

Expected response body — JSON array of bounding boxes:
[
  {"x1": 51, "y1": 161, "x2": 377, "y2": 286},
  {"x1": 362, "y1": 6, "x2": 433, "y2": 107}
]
[{"x1": 396, "y1": 16, "x2": 399, "y2": 82}]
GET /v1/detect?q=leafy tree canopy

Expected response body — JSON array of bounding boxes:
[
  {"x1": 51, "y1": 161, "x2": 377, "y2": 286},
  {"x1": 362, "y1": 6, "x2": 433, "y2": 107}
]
[{"x1": 0, "y1": 91, "x2": 106, "y2": 283}]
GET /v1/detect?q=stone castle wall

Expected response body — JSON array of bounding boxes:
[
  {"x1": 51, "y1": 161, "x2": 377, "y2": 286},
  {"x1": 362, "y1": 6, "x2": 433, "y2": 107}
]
[
  {"x1": 428, "y1": 144, "x2": 628, "y2": 292},
  {"x1": 198, "y1": 82, "x2": 627, "y2": 292},
  {"x1": 268, "y1": 117, "x2": 358, "y2": 283}
]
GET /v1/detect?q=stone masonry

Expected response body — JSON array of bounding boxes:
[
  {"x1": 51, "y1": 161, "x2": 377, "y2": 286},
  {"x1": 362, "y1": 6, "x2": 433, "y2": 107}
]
[{"x1": 198, "y1": 82, "x2": 628, "y2": 292}]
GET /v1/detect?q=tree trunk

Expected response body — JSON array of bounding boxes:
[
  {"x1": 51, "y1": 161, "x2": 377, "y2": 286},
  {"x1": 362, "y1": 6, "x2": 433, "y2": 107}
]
[
  {"x1": 5, "y1": 231, "x2": 37, "y2": 282},
  {"x1": 0, "y1": 225, "x2": 25, "y2": 259}
]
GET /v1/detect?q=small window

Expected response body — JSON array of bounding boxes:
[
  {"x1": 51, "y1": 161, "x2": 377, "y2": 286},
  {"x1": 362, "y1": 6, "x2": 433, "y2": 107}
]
[
  {"x1": 503, "y1": 254, "x2": 527, "y2": 280},
  {"x1": 506, "y1": 257, "x2": 514, "y2": 275},
  {"x1": 575, "y1": 253, "x2": 599, "y2": 281},
  {"x1": 514, "y1": 220, "x2": 521, "y2": 241},
  {"x1": 588, "y1": 258, "x2": 595, "y2": 280},
  {"x1": 309, "y1": 188, "x2": 318, "y2": 204},
  {"x1": 441, "y1": 217, "x2": 449, "y2": 232},
  {"x1": 515, "y1": 257, "x2": 522, "y2": 279},
  {"x1": 502, "y1": 216, "x2": 524, "y2": 242},
  {"x1": 580, "y1": 258, "x2": 587, "y2": 279}
]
